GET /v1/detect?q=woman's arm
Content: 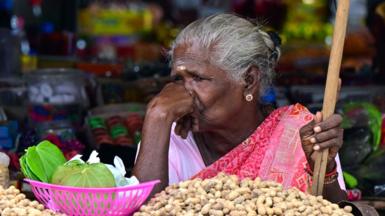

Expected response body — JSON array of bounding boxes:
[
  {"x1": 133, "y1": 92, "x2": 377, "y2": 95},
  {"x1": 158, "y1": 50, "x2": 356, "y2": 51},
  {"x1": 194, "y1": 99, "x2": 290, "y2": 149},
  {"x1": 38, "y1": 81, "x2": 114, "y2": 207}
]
[
  {"x1": 322, "y1": 160, "x2": 347, "y2": 203},
  {"x1": 132, "y1": 83, "x2": 194, "y2": 195},
  {"x1": 132, "y1": 108, "x2": 173, "y2": 195}
]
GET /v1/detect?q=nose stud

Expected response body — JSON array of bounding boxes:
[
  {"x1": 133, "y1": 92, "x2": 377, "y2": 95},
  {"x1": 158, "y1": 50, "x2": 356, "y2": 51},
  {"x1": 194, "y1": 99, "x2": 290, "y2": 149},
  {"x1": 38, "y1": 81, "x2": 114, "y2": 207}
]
[{"x1": 176, "y1": 65, "x2": 186, "y2": 71}]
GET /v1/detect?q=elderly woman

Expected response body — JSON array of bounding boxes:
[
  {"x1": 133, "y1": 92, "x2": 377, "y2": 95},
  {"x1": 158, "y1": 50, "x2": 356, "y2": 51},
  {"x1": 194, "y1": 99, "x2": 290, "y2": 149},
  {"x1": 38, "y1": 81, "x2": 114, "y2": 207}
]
[{"x1": 133, "y1": 13, "x2": 346, "y2": 203}]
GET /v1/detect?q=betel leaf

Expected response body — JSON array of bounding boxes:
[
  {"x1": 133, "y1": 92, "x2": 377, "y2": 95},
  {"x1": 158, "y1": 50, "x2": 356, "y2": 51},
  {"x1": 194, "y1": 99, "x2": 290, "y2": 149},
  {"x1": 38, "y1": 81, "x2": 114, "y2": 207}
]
[
  {"x1": 20, "y1": 140, "x2": 67, "y2": 182},
  {"x1": 20, "y1": 155, "x2": 39, "y2": 181},
  {"x1": 51, "y1": 162, "x2": 116, "y2": 188},
  {"x1": 35, "y1": 140, "x2": 67, "y2": 182},
  {"x1": 25, "y1": 146, "x2": 47, "y2": 182}
]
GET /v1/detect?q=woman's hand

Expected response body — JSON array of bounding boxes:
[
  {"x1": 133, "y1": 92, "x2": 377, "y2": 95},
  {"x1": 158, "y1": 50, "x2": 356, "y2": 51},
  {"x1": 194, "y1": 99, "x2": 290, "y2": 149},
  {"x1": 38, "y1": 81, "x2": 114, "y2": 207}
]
[
  {"x1": 300, "y1": 112, "x2": 344, "y2": 172},
  {"x1": 146, "y1": 82, "x2": 194, "y2": 138},
  {"x1": 134, "y1": 82, "x2": 194, "y2": 194}
]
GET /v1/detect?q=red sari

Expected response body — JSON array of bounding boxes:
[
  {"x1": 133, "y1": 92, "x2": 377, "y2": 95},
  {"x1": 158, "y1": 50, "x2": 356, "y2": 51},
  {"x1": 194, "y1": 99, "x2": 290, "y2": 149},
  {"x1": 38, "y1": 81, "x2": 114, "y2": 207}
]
[{"x1": 193, "y1": 104, "x2": 314, "y2": 192}]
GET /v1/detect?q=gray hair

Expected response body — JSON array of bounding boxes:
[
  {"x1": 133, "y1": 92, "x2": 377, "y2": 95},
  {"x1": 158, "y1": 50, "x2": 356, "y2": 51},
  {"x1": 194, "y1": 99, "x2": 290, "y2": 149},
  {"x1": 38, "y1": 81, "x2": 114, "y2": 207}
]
[{"x1": 169, "y1": 13, "x2": 281, "y2": 95}]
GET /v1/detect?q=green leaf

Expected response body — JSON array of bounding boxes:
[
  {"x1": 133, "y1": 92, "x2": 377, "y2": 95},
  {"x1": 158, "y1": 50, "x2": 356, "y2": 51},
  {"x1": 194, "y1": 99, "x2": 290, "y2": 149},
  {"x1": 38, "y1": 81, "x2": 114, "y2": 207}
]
[
  {"x1": 36, "y1": 140, "x2": 67, "y2": 182},
  {"x1": 26, "y1": 146, "x2": 47, "y2": 182},
  {"x1": 20, "y1": 155, "x2": 28, "y2": 177},
  {"x1": 20, "y1": 140, "x2": 67, "y2": 183},
  {"x1": 52, "y1": 162, "x2": 116, "y2": 188},
  {"x1": 20, "y1": 155, "x2": 39, "y2": 180}
]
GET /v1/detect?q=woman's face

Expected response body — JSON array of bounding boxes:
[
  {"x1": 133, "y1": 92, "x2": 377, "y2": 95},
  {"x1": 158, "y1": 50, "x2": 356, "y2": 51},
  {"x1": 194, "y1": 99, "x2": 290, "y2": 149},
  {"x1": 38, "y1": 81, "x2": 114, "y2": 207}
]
[{"x1": 172, "y1": 43, "x2": 252, "y2": 132}]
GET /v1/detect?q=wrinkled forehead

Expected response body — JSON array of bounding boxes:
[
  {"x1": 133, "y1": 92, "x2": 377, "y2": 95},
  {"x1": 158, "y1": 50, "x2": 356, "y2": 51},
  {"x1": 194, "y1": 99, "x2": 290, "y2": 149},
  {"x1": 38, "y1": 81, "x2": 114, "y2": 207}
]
[
  {"x1": 172, "y1": 43, "x2": 212, "y2": 68},
  {"x1": 170, "y1": 42, "x2": 233, "y2": 81}
]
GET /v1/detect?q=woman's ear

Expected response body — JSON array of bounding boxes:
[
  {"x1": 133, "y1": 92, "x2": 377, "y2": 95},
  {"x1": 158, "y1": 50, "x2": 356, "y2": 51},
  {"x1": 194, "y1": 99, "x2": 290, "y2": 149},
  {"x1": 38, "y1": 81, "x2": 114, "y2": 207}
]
[{"x1": 243, "y1": 66, "x2": 260, "y2": 96}]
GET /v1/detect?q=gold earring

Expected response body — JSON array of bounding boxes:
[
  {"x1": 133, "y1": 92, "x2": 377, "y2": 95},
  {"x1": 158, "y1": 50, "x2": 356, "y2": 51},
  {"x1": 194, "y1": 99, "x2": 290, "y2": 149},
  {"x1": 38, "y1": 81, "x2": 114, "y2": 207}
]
[{"x1": 245, "y1": 94, "x2": 253, "y2": 102}]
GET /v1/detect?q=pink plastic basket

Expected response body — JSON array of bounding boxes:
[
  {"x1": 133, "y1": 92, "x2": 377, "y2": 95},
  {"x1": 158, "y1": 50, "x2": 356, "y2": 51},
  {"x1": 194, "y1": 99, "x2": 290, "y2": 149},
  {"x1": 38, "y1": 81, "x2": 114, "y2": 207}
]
[{"x1": 25, "y1": 179, "x2": 160, "y2": 216}]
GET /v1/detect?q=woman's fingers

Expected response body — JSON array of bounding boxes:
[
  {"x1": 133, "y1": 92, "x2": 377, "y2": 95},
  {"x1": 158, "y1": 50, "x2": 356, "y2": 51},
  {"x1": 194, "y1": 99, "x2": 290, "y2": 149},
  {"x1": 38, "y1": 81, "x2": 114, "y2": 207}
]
[
  {"x1": 300, "y1": 111, "x2": 323, "y2": 138},
  {"x1": 175, "y1": 116, "x2": 192, "y2": 139},
  {"x1": 329, "y1": 145, "x2": 341, "y2": 161},
  {"x1": 313, "y1": 114, "x2": 342, "y2": 133},
  {"x1": 300, "y1": 110, "x2": 344, "y2": 170},
  {"x1": 313, "y1": 137, "x2": 342, "y2": 151},
  {"x1": 300, "y1": 120, "x2": 316, "y2": 138},
  {"x1": 155, "y1": 82, "x2": 195, "y2": 121},
  {"x1": 314, "y1": 111, "x2": 322, "y2": 124},
  {"x1": 174, "y1": 121, "x2": 182, "y2": 136},
  {"x1": 300, "y1": 111, "x2": 321, "y2": 160},
  {"x1": 180, "y1": 116, "x2": 192, "y2": 139},
  {"x1": 311, "y1": 128, "x2": 342, "y2": 143}
]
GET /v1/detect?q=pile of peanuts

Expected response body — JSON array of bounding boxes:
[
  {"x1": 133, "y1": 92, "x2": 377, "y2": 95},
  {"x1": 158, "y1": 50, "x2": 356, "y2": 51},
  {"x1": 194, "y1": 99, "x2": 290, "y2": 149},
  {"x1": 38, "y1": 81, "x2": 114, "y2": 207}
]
[
  {"x1": 0, "y1": 186, "x2": 65, "y2": 216},
  {"x1": 135, "y1": 173, "x2": 353, "y2": 216}
]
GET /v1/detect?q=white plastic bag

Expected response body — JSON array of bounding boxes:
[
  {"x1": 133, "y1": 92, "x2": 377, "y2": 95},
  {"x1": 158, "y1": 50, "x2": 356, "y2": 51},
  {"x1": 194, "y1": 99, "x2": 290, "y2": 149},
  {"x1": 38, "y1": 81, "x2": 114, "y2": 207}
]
[{"x1": 68, "y1": 151, "x2": 139, "y2": 186}]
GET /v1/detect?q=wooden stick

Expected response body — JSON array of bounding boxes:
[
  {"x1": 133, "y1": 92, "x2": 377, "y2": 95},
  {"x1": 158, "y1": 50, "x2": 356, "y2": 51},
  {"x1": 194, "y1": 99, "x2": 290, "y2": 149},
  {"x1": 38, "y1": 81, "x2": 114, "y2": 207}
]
[{"x1": 311, "y1": 0, "x2": 350, "y2": 196}]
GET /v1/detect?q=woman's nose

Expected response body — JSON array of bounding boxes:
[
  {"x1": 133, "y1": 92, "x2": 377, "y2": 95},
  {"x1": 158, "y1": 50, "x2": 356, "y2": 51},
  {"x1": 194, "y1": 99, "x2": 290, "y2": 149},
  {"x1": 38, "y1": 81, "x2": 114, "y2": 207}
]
[{"x1": 184, "y1": 79, "x2": 194, "y2": 93}]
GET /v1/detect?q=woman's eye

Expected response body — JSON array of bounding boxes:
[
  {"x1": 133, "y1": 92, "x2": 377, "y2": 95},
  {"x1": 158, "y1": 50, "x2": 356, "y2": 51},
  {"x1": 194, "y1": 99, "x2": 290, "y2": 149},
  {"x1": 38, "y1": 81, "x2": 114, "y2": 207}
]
[
  {"x1": 192, "y1": 75, "x2": 204, "y2": 81},
  {"x1": 174, "y1": 75, "x2": 183, "y2": 81}
]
